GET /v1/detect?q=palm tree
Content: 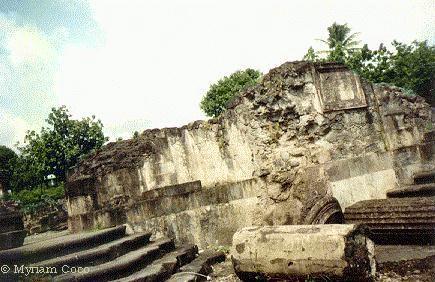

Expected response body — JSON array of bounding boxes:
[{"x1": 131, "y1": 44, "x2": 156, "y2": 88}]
[{"x1": 317, "y1": 22, "x2": 361, "y2": 63}]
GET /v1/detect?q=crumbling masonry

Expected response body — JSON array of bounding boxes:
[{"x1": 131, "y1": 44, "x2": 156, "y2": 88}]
[{"x1": 65, "y1": 61, "x2": 434, "y2": 248}]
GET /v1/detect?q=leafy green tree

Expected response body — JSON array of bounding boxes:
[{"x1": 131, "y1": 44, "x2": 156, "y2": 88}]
[
  {"x1": 0, "y1": 145, "x2": 17, "y2": 191},
  {"x1": 318, "y1": 22, "x2": 361, "y2": 63},
  {"x1": 11, "y1": 106, "x2": 107, "y2": 191},
  {"x1": 347, "y1": 41, "x2": 435, "y2": 105},
  {"x1": 304, "y1": 22, "x2": 360, "y2": 63},
  {"x1": 200, "y1": 69, "x2": 262, "y2": 117}
]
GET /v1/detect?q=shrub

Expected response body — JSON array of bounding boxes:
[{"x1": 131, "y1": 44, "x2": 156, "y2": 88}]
[{"x1": 10, "y1": 184, "x2": 65, "y2": 213}]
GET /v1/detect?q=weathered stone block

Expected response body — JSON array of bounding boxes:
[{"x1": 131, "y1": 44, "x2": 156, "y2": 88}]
[
  {"x1": 313, "y1": 63, "x2": 367, "y2": 112},
  {"x1": 65, "y1": 175, "x2": 96, "y2": 197},
  {"x1": 0, "y1": 211, "x2": 25, "y2": 234},
  {"x1": 141, "y1": 180, "x2": 202, "y2": 200},
  {"x1": 231, "y1": 225, "x2": 375, "y2": 281},
  {"x1": 0, "y1": 230, "x2": 27, "y2": 250}
]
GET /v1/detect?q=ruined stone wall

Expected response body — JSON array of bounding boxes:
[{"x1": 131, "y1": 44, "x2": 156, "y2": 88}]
[
  {"x1": 67, "y1": 118, "x2": 256, "y2": 205},
  {"x1": 66, "y1": 61, "x2": 433, "y2": 248}
]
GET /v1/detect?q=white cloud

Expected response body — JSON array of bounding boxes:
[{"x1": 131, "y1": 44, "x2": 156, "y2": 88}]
[
  {"x1": 2, "y1": 0, "x2": 434, "y2": 147},
  {"x1": 0, "y1": 15, "x2": 59, "y2": 148},
  {"x1": 7, "y1": 26, "x2": 55, "y2": 65},
  {"x1": 56, "y1": 0, "x2": 434, "y2": 140},
  {"x1": 0, "y1": 110, "x2": 28, "y2": 149}
]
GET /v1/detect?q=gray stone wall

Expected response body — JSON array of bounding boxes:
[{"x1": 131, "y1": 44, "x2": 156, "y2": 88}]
[{"x1": 65, "y1": 61, "x2": 433, "y2": 247}]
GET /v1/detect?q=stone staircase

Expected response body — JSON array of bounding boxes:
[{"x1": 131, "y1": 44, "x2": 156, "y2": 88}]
[
  {"x1": 0, "y1": 225, "x2": 225, "y2": 281},
  {"x1": 344, "y1": 169, "x2": 435, "y2": 244},
  {"x1": 0, "y1": 207, "x2": 27, "y2": 251}
]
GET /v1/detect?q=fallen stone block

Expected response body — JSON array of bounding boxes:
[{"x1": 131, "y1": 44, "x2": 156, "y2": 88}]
[
  {"x1": 168, "y1": 250, "x2": 226, "y2": 282},
  {"x1": 231, "y1": 224, "x2": 375, "y2": 281}
]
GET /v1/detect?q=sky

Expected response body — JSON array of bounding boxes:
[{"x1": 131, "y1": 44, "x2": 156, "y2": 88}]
[{"x1": 0, "y1": 0, "x2": 434, "y2": 149}]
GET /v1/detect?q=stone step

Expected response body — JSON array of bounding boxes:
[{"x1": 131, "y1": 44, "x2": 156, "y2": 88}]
[
  {"x1": 418, "y1": 141, "x2": 435, "y2": 162},
  {"x1": 413, "y1": 170, "x2": 435, "y2": 185},
  {"x1": 345, "y1": 197, "x2": 435, "y2": 212},
  {"x1": 0, "y1": 210, "x2": 24, "y2": 234},
  {"x1": 0, "y1": 225, "x2": 126, "y2": 264},
  {"x1": 167, "y1": 250, "x2": 226, "y2": 282},
  {"x1": 344, "y1": 197, "x2": 435, "y2": 244},
  {"x1": 112, "y1": 244, "x2": 198, "y2": 282},
  {"x1": 54, "y1": 237, "x2": 175, "y2": 282},
  {"x1": 387, "y1": 183, "x2": 435, "y2": 198},
  {"x1": 0, "y1": 230, "x2": 27, "y2": 250},
  {"x1": 32, "y1": 232, "x2": 152, "y2": 271}
]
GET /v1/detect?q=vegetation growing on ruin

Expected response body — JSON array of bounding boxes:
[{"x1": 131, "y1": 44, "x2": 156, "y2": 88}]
[
  {"x1": 316, "y1": 22, "x2": 361, "y2": 63},
  {"x1": 347, "y1": 41, "x2": 435, "y2": 105},
  {"x1": 200, "y1": 68, "x2": 262, "y2": 117},
  {"x1": 304, "y1": 23, "x2": 435, "y2": 106}
]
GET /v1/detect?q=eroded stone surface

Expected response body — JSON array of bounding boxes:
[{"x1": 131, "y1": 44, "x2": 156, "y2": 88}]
[
  {"x1": 230, "y1": 224, "x2": 375, "y2": 281},
  {"x1": 0, "y1": 206, "x2": 26, "y2": 250},
  {"x1": 65, "y1": 61, "x2": 433, "y2": 247}
]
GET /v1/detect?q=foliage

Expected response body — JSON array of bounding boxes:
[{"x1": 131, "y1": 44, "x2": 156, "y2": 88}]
[
  {"x1": 9, "y1": 184, "x2": 65, "y2": 213},
  {"x1": 0, "y1": 145, "x2": 17, "y2": 190},
  {"x1": 347, "y1": 41, "x2": 435, "y2": 105},
  {"x1": 316, "y1": 22, "x2": 361, "y2": 63},
  {"x1": 303, "y1": 46, "x2": 319, "y2": 62},
  {"x1": 304, "y1": 22, "x2": 434, "y2": 105},
  {"x1": 212, "y1": 245, "x2": 231, "y2": 254},
  {"x1": 200, "y1": 69, "x2": 262, "y2": 117},
  {"x1": 10, "y1": 106, "x2": 108, "y2": 191}
]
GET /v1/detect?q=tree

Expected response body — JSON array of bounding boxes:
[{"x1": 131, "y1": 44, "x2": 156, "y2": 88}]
[
  {"x1": 0, "y1": 145, "x2": 17, "y2": 191},
  {"x1": 347, "y1": 41, "x2": 435, "y2": 105},
  {"x1": 319, "y1": 22, "x2": 361, "y2": 63},
  {"x1": 304, "y1": 22, "x2": 360, "y2": 63},
  {"x1": 200, "y1": 69, "x2": 262, "y2": 117},
  {"x1": 11, "y1": 106, "x2": 108, "y2": 191},
  {"x1": 303, "y1": 46, "x2": 319, "y2": 62}
]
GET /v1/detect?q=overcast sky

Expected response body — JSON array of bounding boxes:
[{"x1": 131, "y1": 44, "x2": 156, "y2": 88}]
[{"x1": 0, "y1": 0, "x2": 434, "y2": 149}]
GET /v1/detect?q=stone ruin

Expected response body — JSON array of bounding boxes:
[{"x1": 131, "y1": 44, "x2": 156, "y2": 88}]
[
  {"x1": 1, "y1": 61, "x2": 432, "y2": 281},
  {"x1": 0, "y1": 204, "x2": 26, "y2": 250},
  {"x1": 66, "y1": 61, "x2": 433, "y2": 245}
]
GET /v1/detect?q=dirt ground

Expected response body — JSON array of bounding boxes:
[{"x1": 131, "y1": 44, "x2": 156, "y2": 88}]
[{"x1": 208, "y1": 246, "x2": 435, "y2": 282}]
